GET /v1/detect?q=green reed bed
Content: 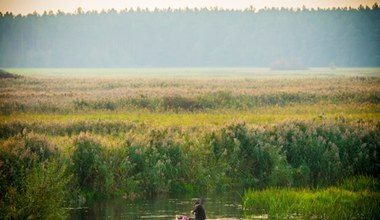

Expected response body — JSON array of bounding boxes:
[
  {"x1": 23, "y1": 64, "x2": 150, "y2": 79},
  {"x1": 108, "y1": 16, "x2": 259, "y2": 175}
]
[
  {"x1": 243, "y1": 176, "x2": 380, "y2": 219},
  {"x1": 1, "y1": 119, "x2": 379, "y2": 219}
]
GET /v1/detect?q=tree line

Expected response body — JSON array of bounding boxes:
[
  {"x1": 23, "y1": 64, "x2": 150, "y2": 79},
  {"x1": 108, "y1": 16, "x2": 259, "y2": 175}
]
[{"x1": 0, "y1": 4, "x2": 379, "y2": 67}]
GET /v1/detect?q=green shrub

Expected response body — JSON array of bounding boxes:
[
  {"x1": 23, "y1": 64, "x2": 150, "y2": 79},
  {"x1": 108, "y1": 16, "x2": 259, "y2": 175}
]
[
  {"x1": 0, "y1": 132, "x2": 59, "y2": 199},
  {"x1": 0, "y1": 133, "x2": 70, "y2": 219},
  {"x1": 1, "y1": 161, "x2": 71, "y2": 220},
  {"x1": 71, "y1": 132, "x2": 111, "y2": 197},
  {"x1": 122, "y1": 128, "x2": 189, "y2": 197},
  {"x1": 199, "y1": 122, "x2": 274, "y2": 190}
]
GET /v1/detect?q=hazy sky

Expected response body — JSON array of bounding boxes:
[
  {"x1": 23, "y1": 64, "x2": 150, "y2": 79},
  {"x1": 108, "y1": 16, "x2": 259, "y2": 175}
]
[{"x1": 0, "y1": 0, "x2": 378, "y2": 14}]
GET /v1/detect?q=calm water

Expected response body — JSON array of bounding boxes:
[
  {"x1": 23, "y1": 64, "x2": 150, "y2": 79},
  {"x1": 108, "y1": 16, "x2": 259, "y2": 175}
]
[{"x1": 69, "y1": 195, "x2": 245, "y2": 220}]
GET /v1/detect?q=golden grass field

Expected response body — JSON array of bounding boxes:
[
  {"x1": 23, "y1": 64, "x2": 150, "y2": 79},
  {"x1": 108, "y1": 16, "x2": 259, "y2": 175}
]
[{"x1": 1, "y1": 68, "x2": 379, "y2": 125}]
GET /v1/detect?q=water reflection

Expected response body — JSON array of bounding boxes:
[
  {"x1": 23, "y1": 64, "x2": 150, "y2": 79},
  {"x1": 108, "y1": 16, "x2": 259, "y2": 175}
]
[{"x1": 69, "y1": 195, "x2": 244, "y2": 220}]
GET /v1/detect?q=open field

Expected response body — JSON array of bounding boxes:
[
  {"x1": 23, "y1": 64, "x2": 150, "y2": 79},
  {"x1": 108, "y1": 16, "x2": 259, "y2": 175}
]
[
  {"x1": 1, "y1": 68, "x2": 379, "y2": 138},
  {"x1": 1, "y1": 68, "x2": 379, "y2": 219},
  {"x1": 1, "y1": 68, "x2": 379, "y2": 115},
  {"x1": 1, "y1": 105, "x2": 378, "y2": 126}
]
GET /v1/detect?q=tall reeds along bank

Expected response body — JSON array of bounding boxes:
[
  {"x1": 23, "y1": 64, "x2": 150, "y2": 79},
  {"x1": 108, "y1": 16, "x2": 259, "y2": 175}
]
[
  {"x1": 0, "y1": 119, "x2": 379, "y2": 213},
  {"x1": 0, "y1": 132, "x2": 71, "y2": 219},
  {"x1": 243, "y1": 176, "x2": 380, "y2": 219},
  {"x1": 70, "y1": 130, "x2": 190, "y2": 199},
  {"x1": 199, "y1": 119, "x2": 379, "y2": 191},
  {"x1": 71, "y1": 132, "x2": 112, "y2": 198}
]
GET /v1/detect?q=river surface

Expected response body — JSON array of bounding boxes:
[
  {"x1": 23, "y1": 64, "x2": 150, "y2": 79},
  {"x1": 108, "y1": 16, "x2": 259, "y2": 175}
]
[{"x1": 69, "y1": 195, "x2": 246, "y2": 220}]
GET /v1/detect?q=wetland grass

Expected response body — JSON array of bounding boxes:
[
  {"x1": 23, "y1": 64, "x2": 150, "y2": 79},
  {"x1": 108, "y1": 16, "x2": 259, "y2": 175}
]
[
  {"x1": 243, "y1": 176, "x2": 380, "y2": 219},
  {"x1": 1, "y1": 68, "x2": 379, "y2": 218}
]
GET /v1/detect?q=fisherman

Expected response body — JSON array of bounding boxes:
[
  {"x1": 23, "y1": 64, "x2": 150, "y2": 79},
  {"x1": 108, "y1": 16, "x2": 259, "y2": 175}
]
[{"x1": 191, "y1": 200, "x2": 206, "y2": 220}]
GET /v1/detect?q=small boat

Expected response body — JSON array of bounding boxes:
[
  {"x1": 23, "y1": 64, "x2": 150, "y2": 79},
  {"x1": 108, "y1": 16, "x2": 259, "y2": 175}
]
[{"x1": 176, "y1": 215, "x2": 193, "y2": 220}]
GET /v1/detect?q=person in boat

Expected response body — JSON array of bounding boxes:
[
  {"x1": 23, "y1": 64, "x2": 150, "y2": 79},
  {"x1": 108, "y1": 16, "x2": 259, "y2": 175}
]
[
  {"x1": 177, "y1": 200, "x2": 206, "y2": 220},
  {"x1": 191, "y1": 200, "x2": 206, "y2": 220}
]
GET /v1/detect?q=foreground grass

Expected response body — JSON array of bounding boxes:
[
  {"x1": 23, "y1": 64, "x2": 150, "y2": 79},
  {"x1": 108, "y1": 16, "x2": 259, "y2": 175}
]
[{"x1": 243, "y1": 176, "x2": 380, "y2": 219}]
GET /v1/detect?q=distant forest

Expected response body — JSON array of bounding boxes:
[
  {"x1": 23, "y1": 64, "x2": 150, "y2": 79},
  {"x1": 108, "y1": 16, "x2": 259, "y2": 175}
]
[{"x1": 1, "y1": 4, "x2": 380, "y2": 68}]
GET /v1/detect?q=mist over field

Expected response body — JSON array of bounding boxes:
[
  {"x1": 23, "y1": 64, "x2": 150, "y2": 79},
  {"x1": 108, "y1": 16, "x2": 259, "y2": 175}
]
[{"x1": 1, "y1": 6, "x2": 380, "y2": 68}]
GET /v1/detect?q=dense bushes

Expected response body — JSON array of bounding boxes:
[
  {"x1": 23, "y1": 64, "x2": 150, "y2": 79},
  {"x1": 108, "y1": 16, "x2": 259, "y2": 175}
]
[
  {"x1": 70, "y1": 130, "x2": 190, "y2": 198},
  {"x1": 3, "y1": 162, "x2": 71, "y2": 220},
  {"x1": 0, "y1": 132, "x2": 58, "y2": 197},
  {"x1": 274, "y1": 120, "x2": 380, "y2": 187},
  {"x1": 198, "y1": 120, "x2": 379, "y2": 190},
  {"x1": 125, "y1": 129, "x2": 188, "y2": 196},
  {"x1": 2, "y1": 120, "x2": 378, "y2": 193},
  {"x1": 71, "y1": 133, "x2": 111, "y2": 197},
  {"x1": 0, "y1": 133, "x2": 69, "y2": 219},
  {"x1": 1, "y1": 119, "x2": 379, "y2": 217},
  {"x1": 202, "y1": 122, "x2": 273, "y2": 190}
]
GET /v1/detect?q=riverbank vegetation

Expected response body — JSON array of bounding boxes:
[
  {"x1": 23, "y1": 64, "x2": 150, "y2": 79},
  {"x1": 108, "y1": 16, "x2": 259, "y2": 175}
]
[
  {"x1": 0, "y1": 69, "x2": 379, "y2": 218},
  {"x1": 243, "y1": 176, "x2": 380, "y2": 219}
]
